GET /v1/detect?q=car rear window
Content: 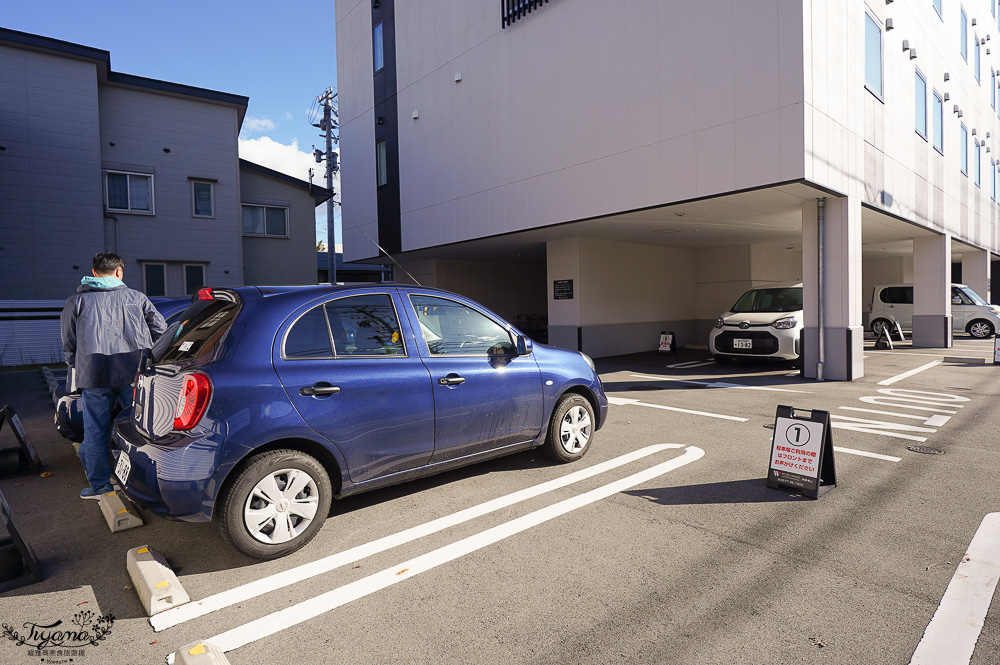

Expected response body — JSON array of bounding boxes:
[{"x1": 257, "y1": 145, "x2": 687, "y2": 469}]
[
  {"x1": 731, "y1": 287, "x2": 803, "y2": 314},
  {"x1": 153, "y1": 299, "x2": 239, "y2": 363}
]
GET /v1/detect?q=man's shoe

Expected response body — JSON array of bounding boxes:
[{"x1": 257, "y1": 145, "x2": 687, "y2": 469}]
[{"x1": 80, "y1": 485, "x2": 114, "y2": 500}]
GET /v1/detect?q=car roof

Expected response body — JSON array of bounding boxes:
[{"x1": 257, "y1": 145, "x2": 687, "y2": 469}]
[{"x1": 747, "y1": 281, "x2": 803, "y2": 290}]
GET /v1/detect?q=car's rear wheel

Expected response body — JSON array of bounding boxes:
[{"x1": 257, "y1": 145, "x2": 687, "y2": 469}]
[
  {"x1": 542, "y1": 394, "x2": 594, "y2": 463},
  {"x1": 967, "y1": 320, "x2": 995, "y2": 338},
  {"x1": 870, "y1": 318, "x2": 892, "y2": 336},
  {"x1": 217, "y1": 449, "x2": 332, "y2": 559}
]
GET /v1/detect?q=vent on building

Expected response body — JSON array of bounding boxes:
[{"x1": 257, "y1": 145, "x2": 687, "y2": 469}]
[{"x1": 502, "y1": 0, "x2": 550, "y2": 28}]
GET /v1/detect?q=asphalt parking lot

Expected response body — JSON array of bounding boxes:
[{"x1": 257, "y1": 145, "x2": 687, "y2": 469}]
[{"x1": 0, "y1": 338, "x2": 998, "y2": 665}]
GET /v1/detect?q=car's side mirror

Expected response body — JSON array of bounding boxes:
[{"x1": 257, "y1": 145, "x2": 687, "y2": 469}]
[{"x1": 516, "y1": 335, "x2": 531, "y2": 356}]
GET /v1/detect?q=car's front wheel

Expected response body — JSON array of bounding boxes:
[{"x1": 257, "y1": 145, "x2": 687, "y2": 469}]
[
  {"x1": 542, "y1": 394, "x2": 594, "y2": 463},
  {"x1": 217, "y1": 449, "x2": 332, "y2": 559},
  {"x1": 967, "y1": 320, "x2": 995, "y2": 338}
]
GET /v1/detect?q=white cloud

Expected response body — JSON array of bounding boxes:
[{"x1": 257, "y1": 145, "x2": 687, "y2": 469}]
[
  {"x1": 240, "y1": 115, "x2": 277, "y2": 138},
  {"x1": 285, "y1": 112, "x2": 294, "y2": 121},
  {"x1": 238, "y1": 136, "x2": 320, "y2": 183}
]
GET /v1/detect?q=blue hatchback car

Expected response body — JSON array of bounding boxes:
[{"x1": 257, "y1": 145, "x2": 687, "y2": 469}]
[{"x1": 112, "y1": 284, "x2": 608, "y2": 558}]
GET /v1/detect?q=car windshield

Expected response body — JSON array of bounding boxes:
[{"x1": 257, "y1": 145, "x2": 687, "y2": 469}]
[
  {"x1": 959, "y1": 286, "x2": 988, "y2": 306},
  {"x1": 730, "y1": 287, "x2": 802, "y2": 313}
]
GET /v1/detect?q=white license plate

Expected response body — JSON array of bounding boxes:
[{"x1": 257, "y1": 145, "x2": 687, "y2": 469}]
[
  {"x1": 733, "y1": 338, "x2": 753, "y2": 349},
  {"x1": 115, "y1": 451, "x2": 131, "y2": 485}
]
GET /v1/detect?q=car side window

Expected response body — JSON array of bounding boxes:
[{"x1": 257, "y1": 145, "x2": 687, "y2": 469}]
[
  {"x1": 409, "y1": 294, "x2": 514, "y2": 356},
  {"x1": 284, "y1": 305, "x2": 334, "y2": 358},
  {"x1": 325, "y1": 294, "x2": 405, "y2": 356}
]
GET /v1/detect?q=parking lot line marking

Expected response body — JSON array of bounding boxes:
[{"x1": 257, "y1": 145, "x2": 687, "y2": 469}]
[
  {"x1": 831, "y1": 446, "x2": 901, "y2": 462},
  {"x1": 151, "y1": 444, "x2": 679, "y2": 632},
  {"x1": 838, "y1": 406, "x2": 930, "y2": 421},
  {"x1": 877, "y1": 360, "x2": 942, "y2": 386},
  {"x1": 194, "y1": 446, "x2": 705, "y2": 657},
  {"x1": 628, "y1": 374, "x2": 812, "y2": 393},
  {"x1": 607, "y1": 396, "x2": 747, "y2": 422},
  {"x1": 666, "y1": 360, "x2": 715, "y2": 368},
  {"x1": 868, "y1": 351, "x2": 988, "y2": 360},
  {"x1": 829, "y1": 415, "x2": 934, "y2": 442},
  {"x1": 909, "y1": 512, "x2": 1000, "y2": 665}
]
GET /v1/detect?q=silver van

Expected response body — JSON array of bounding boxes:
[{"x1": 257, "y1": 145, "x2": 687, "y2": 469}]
[{"x1": 868, "y1": 283, "x2": 1000, "y2": 338}]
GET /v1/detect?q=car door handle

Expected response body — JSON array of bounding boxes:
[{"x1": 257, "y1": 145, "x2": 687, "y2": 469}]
[
  {"x1": 438, "y1": 375, "x2": 466, "y2": 386},
  {"x1": 300, "y1": 383, "x2": 341, "y2": 396}
]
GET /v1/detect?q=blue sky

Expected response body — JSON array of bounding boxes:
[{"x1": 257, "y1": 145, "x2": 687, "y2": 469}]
[{"x1": 3, "y1": 1, "x2": 340, "y2": 245}]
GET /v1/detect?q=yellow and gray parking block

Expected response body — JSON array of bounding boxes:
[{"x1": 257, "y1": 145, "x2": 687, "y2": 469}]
[
  {"x1": 126, "y1": 545, "x2": 190, "y2": 616},
  {"x1": 99, "y1": 490, "x2": 144, "y2": 532},
  {"x1": 171, "y1": 640, "x2": 232, "y2": 665}
]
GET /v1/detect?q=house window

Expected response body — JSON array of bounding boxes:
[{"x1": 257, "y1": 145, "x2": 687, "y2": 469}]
[
  {"x1": 915, "y1": 69, "x2": 928, "y2": 139},
  {"x1": 373, "y1": 21, "x2": 384, "y2": 73},
  {"x1": 992, "y1": 159, "x2": 996, "y2": 200},
  {"x1": 376, "y1": 139, "x2": 388, "y2": 187},
  {"x1": 105, "y1": 171, "x2": 153, "y2": 214},
  {"x1": 993, "y1": 71, "x2": 996, "y2": 109},
  {"x1": 960, "y1": 124, "x2": 968, "y2": 175},
  {"x1": 183, "y1": 264, "x2": 206, "y2": 295},
  {"x1": 865, "y1": 12, "x2": 883, "y2": 99},
  {"x1": 192, "y1": 181, "x2": 214, "y2": 217},
  {"x1": 143, "y1": 263, "x2": 166, "y2": 297},
  {"x1": 961, "y1": 8, "x2": 968, "y2": 60},
  {"x1": 934, "y1": 0, "x2": 943, "y2": 19},
  {"x1": 975, "y1": 34, "x2": 981, "y2": 82},
  {"x1": 933, "y1": 91, "x2": 944, "y2": 153},
  {"x1": 242, "y1": 204, "x2": 288, "y2": 237},
  {"x1": 975, "y1": 140, "x2": 982, "y2": 186}
]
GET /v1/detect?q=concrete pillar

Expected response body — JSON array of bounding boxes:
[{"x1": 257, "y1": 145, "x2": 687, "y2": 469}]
[
  {"x1": 546, "y1": 238, "x2": 583, "y2": 351},
  {"x1": 801, "y1": 197, "x2": 864, "y2": 380},
  {"x1": 961, "y1": 249, "x2": 991, "y2": 302},
  {"x1": 912, "y1": 234, "x2": 952, "y2": 348}
]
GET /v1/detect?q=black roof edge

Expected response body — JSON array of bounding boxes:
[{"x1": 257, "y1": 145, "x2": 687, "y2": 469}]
[
  {"x1": 0, "y1": 27, "x2": 110, "y2": 64},
  {"x1": 107, "y1": 72, "x2": 248, "y2": 108},
  {"x1": 239, "y1": 159, "x2": 333, "y2": 204}
]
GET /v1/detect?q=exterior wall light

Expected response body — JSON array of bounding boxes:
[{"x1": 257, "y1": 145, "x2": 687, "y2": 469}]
[
  {"x1": 886, "y1": 18, "x2": 894, "y2": 30},
  {"x1": 902, "y1": 40, "x2": 910, "y2": 51}
]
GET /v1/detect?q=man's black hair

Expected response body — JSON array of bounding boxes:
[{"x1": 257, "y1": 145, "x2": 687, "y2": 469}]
[{"x1": 93, "y1": 252, "x2": 125, "y2": 275}]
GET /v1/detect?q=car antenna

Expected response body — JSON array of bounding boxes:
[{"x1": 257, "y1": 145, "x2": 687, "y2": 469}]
[{"x1": 345, "y1": 218, "x2": 422, "y2": 286}]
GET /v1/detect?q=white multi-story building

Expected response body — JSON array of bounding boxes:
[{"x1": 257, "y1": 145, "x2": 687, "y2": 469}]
[{"x1": 336, "y1": 0, "x2": 1000, "y2": 380}]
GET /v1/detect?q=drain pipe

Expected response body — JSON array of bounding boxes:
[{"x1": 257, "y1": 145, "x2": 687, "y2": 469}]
[{"x1": 816, "y1": 198, "x2": 826, "y2": 382}]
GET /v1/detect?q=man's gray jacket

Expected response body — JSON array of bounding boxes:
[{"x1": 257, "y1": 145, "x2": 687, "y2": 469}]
[{"x1": 61, "y1": 284, "x2": 168, "y2": 389}]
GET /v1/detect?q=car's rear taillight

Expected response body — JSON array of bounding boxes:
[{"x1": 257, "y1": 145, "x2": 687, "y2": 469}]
[
  {"x1": 174, "y1": 372, "x2": 212, "y2": 430},
  {"x1": 197, "y1": 287, "x2": 214, "y2": 300}
]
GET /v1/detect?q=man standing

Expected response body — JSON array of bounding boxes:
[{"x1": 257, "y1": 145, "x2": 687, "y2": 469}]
[{"x1": 61, "y1": 253, "x2": 167, "y2": 498}]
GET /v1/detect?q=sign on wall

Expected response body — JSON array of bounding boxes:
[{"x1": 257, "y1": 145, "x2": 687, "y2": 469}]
[
  {"x1": 553, "y1": 279, "x2": 574, "y2": 300},
  {"x1": 766, "y1": 405, "x2": 836, "y2": 499}
]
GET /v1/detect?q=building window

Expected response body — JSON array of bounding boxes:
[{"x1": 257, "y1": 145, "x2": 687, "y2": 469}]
[
  {"x1": 975, "y1": 34, "x2": 981, "y2": 82},
  {"x1": 992, "y1": 159, "x2": 996, "y2": 199},
  {"x1": 192, "y1": 181, "x2": 214, "y2": 217},
  {"x1": 993, "y1": 71, "x2": 997, "y2": 109},
  {"x1": 933, "y1": 91, "x2": 944, "y2": 153},
  {"x1": 934, "y1": 0, "x2": 944, "y2": 19},
  {"x1": 143, "y1": 263, "x2": 166, "y2": 297},
  {"x1": 376, "y1": 139, "x2": 388, "y2": 187},
  {"x1": 960, "y1": 124, "x2": 968, "y2": 175},
  {"x1": 915, "y1": 70, "x2": 928, "y2": 139},
  {"x1": 865, "y1": 12, "x2": 883, "y2": 99},
  {"x1": 105, "y1": 171, "x2": 153, "y2": 214},
  {"x1": 961, "y1": 8, "x2": 968, "y2": 60},
  {"x1": 975, "y1": 140, "x2": 982, "y2": 186},
  {"x1": 373, "y1": 21, "x2": 384, "y2": 73},
  {"x1": 183, "y1": 264, "x2": 206, "y2": 296},
  {"x1": 242, "y1": 204, "x2": 288, "y2": 237}
]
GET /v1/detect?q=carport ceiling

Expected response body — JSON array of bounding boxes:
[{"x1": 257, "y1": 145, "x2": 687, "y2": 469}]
[{"x1": 385, "y1": 184, "x2": 984, "y2": 264}]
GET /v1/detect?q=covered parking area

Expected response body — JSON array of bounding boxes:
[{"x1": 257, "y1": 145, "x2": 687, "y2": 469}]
[{"x1": 393, "y1": 183, "x2": 997, "y2": 382}]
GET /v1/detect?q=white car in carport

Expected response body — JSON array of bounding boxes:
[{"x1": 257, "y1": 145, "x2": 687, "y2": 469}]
[{"x1": 709, "y1": 281, "x2": 803, "y2": 364}]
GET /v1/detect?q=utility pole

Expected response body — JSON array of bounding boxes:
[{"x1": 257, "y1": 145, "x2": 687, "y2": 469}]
[{"x1": 313, "y1": 87, "x2": 339, "y2": 283}]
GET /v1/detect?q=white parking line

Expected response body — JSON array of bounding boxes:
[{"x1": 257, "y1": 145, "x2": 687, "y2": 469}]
[
  {"x1": 831, "y1": 446, "x2": 901, "y2": 462},
  {"x1": 608, "y1": 397, "x2": 748, "y2": 422},
  {"x1": 629, "y1": 374, "x2": 813, "y2": 393},
  {"x1": 877, "y1": 360, "x2": 942, "y2": 386},
  {"x1": 152, "y1": 444, "x2": 678, "y2": 631},
  {"x1": 174, "y1": 446, "x2": 705, "y2": 660},
  {"x1": 910, "y1": 512, "x2": 1000, "y2": 665},
  {"x1": 666, "y1": 360, "x2": 715, "y2": 368}
]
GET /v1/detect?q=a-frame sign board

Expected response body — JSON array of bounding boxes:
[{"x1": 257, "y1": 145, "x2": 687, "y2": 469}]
[
  {"x1": 0, "y1": 405, "x2": 42, "y2": 476},
  {"x1": 0, "y1": 489, "x2": 42, "y2": 592},
  {"x1": 766, "y1": 405, "x2": 837, "y2": 499}
]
